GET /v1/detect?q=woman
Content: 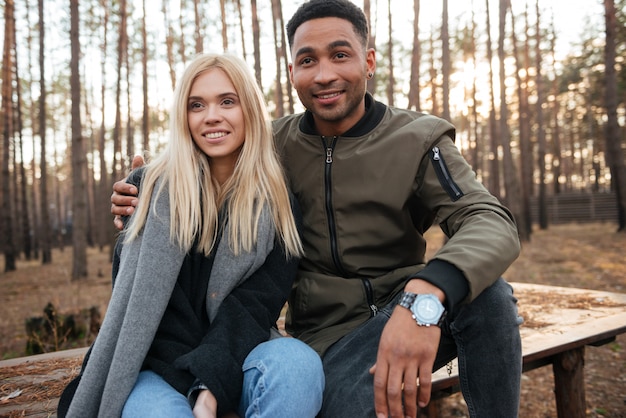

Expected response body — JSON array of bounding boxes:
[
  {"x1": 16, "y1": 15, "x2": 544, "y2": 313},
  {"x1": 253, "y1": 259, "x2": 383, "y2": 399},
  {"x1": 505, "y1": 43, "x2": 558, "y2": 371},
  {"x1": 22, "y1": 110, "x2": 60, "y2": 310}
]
[{"x1": 58, "y1": 53, "x2": 324, "y2": 418}]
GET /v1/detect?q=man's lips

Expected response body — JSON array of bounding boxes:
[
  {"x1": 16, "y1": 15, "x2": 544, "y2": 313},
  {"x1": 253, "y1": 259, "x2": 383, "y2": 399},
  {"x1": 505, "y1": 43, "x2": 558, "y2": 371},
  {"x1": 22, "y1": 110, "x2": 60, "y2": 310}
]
[{"x1": 314, "y1": 91, "x2": 343, "y2": 104}]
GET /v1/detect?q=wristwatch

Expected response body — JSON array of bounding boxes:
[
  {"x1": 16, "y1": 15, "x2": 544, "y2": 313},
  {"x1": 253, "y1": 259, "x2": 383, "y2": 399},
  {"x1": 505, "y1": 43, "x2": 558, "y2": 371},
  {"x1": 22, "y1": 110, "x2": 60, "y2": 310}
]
[{"x1": 398, "y1": 292, "x2": 446, "y2": 327}]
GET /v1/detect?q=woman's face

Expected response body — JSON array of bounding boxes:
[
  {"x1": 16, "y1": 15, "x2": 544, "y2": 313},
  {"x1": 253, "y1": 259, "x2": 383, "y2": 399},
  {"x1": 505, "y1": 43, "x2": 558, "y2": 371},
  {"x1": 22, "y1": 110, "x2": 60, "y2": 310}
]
[{"x1": 187, "y1": 68, "x2": 245, "y2": 180}]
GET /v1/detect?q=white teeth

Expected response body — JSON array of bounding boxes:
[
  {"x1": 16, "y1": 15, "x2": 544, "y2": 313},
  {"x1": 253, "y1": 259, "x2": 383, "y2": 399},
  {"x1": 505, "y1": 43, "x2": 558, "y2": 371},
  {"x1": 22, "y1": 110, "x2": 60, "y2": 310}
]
[
  {"x1": 205, "y1": 132, "x2": 227, "y2": 139},
  {"x1": 318, "y1": 92, "x2": 340, "y2": 99}
]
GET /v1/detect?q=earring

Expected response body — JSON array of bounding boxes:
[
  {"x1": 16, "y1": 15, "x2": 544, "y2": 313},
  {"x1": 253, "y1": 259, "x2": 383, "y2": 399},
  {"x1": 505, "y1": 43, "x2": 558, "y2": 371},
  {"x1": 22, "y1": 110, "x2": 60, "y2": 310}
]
[{"x1": 367, "y1": 72, "x2": 374, "y2": 79}]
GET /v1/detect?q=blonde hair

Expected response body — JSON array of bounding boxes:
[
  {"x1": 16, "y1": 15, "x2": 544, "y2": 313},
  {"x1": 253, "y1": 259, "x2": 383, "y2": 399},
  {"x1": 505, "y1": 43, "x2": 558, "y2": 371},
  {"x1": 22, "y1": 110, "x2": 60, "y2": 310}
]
[{"x1": 125, "y1": 53, "x2": 302, "y2": 258}]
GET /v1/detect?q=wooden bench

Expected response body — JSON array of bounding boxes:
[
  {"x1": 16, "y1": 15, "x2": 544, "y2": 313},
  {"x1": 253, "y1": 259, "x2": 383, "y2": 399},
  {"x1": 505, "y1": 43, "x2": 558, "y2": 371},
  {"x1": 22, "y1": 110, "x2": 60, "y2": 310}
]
[
  {"x1": 424, "y1": 282, "x2": 626, "y2": 418},
  {"x1": 1, "y1": 282, "x2": 625, "y2": 417}
]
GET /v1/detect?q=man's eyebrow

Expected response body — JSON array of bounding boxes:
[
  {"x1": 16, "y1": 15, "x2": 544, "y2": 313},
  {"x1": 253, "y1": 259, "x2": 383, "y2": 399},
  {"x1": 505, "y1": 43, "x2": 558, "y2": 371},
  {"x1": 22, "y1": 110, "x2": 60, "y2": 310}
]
[{"x1": 294, "y1": 46, "x2": 314, "y2": 58}]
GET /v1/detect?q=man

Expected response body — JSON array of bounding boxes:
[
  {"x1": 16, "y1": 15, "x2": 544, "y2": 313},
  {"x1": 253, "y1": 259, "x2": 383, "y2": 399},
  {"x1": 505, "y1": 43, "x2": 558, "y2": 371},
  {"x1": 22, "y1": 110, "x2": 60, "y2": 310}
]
[{"x1": 112, "y1": 1, "x2": 522, "y2": 416}]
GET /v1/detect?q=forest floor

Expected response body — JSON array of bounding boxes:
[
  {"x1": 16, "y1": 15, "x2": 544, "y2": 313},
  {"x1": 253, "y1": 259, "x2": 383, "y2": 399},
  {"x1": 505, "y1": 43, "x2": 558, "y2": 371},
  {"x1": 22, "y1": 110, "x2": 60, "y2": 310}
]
[{"x1": 0, "y1": 222, "x2": 625, "y2": 417}]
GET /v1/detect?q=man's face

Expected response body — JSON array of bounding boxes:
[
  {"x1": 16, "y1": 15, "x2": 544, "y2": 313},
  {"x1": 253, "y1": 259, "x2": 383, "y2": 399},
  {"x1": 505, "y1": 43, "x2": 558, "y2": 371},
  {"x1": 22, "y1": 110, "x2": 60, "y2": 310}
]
[{"x1": 289, "y1": 17, "x2": 376, "y2": 136}]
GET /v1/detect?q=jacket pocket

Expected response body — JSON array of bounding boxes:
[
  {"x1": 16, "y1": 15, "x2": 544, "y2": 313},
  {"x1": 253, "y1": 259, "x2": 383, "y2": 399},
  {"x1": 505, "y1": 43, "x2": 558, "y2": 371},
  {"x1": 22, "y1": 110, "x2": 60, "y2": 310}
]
[{"x1": 430, "y1": 146, "x2": 464, "y2": 201}]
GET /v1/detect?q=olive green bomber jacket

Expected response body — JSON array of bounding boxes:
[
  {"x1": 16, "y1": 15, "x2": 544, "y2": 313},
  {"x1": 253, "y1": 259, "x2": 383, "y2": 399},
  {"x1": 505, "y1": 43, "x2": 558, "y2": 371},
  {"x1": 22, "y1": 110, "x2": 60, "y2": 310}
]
[{"x1": 273, "y1": 94, "x2": 520, "y2": 355}]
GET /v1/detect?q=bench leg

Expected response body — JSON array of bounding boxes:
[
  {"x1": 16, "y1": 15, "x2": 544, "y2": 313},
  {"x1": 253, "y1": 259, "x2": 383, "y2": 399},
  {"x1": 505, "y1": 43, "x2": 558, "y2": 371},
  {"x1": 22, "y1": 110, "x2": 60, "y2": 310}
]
[{"x1": 552, "y1": 347, "x2": 586, "y2": 418}]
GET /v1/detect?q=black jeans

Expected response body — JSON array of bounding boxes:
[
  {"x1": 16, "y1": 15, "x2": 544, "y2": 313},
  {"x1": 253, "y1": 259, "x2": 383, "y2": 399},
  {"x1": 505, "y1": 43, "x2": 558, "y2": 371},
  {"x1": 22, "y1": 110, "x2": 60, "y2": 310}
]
[{"x1": 319, "y1": 278, "x2": 522, "y2": 418}]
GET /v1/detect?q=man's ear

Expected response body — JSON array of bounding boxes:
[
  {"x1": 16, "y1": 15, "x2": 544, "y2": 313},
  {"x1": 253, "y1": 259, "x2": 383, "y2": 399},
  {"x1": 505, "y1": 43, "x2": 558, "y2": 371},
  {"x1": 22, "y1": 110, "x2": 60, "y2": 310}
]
[{"x1": 366, "y1": 48, "x2": 376, "y2": 75}]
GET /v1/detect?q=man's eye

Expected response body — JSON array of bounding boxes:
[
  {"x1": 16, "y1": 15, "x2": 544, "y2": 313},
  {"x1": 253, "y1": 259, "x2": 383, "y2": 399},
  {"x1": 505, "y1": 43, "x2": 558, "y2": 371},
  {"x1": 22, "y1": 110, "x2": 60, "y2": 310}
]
[
  {"x1": 335, "y1": 52, "x2": 348, "y2": 59},
  {"x1": 301, "y1": 57, "x2": 313, "y2": 65}
]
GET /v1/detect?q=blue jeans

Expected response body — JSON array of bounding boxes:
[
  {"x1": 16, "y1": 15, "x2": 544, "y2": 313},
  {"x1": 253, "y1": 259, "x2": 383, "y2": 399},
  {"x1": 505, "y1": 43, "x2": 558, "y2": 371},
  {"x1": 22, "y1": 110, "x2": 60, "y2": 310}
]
[
  {"x1": 319, "y1": 278, "x2": 523, "y2": 418},
  {"x1": 122, "y1": 337, "x2": 324, "y2": 417}
]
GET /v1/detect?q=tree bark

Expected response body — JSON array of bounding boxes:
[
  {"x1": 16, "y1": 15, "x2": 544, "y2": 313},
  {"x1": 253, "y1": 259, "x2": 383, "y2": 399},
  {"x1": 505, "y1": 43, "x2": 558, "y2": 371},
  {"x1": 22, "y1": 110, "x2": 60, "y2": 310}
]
[
  {"x1": 603, "y1": 0, "x2": 626, "y2": 231},
  {"x1": 70, "y1": 0, "x2": 88, "y2": 279},
  {"x1": 407, "y1": 0, "x2": 421, "y2": 111},
  {"x1": 38, "y1": 0, "x2": 52, "y2": 264},
  {"x1": 485, "y1": 0, "x2": 501, "y2": 199},
  {"x1": 511, "y1": 3, "x2": 533, "y2": 239},
  {"x1": 1, "y1": 0, "x2": 17, "y2": 271},
  {"x1": 498, "y1": 0, "x2": 527, "y2": 240},
  {"x1": 251, "y1": 0, "x2": 262, "y2": 90},
  {"x1": 441, "y1": 0, "x2": 450, "y2": 121},
  {"x1": 535, "y1": 0, "x2": 548, "y2": 229},
  {"x1": 386, "y1": 0, "x2": 395, "y2": 106}
]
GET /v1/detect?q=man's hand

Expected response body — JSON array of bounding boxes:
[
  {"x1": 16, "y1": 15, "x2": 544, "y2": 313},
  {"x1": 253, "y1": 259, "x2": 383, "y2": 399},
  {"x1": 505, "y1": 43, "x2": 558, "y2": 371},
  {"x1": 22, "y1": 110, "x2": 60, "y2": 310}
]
[
  {"x1": 111, "y1": 155, "x2": 144, "y2": 230},
  {"x1": 192, "y1": 389, "x2": 217, "y2": 418},
  {"x1": 370, "y1": 279, "x2": 444, "y2": 418}
]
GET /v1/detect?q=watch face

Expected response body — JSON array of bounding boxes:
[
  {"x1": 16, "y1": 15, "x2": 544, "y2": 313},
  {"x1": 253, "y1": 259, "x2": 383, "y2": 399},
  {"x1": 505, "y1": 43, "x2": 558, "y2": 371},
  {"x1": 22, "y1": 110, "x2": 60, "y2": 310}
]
[
  {"x1": 411, "y1": 294, "x2": 444, "y2": 325},
  {"x1": 417, "y1": 298, "x2": 440, "y2": 321}
]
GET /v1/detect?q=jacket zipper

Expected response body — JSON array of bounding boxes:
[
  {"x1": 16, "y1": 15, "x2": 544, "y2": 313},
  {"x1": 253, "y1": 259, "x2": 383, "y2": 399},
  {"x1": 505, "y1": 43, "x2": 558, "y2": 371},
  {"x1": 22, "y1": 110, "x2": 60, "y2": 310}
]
[
  {"x1": 431, "y1": 146, "x2": 464, "y2": 201},
  {"x1": 321, "y1": 136, "x2": 348, "y2": 276},
  {"x1": 361, "y1": 278, "x2": 379, "y2": 317}
]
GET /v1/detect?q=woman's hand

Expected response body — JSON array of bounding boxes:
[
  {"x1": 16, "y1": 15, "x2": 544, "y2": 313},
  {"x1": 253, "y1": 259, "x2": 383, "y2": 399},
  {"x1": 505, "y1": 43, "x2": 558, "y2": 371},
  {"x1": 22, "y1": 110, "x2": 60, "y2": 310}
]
[{"x1": 192, "y1": 389, "x2": 218, "y2": 418}]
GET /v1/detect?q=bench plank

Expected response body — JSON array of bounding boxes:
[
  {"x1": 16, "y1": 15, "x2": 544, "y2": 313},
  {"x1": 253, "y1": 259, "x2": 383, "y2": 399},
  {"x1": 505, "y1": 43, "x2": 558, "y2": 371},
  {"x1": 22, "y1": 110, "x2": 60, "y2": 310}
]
[{"x1": 429, "y1": 282, "x2": 626, "y2": 417}]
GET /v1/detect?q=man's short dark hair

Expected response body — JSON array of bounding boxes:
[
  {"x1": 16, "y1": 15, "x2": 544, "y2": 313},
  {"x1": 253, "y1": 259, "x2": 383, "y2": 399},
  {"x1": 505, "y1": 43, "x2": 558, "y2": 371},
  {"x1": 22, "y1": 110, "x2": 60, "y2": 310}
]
[{"x1": 286, "y1": 0, "x2": 370, "y2": 49}]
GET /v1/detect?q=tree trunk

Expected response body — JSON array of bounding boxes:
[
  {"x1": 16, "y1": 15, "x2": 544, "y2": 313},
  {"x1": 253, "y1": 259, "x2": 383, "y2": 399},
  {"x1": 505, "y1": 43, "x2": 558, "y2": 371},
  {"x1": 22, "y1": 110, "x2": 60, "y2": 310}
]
[
  {"x1": 1, "y1": 0, "x2": 17, "y2": 271},
  {"x1": 441, "y1": 0, "x2": 450, "y2": 121},
  {"x1": 428, "y1": 31, "x2": 438, "y2": 116},
  {"x1": 604, "y1": 0, "x2": 626, "y2": 231},
  {"x1": 251, "y1": 0, "x2": 262, "y2": 90},
  {"x1": 163, "y1": 0, "x2": 177, "y2": 91},
  {"x1": 271, "y1": 0, "x2": 285, "y2": 117},
  {"x1": 98, "y1": 0, "x2": 111, "y2": 252},
  {"x1": 511, "y1": 2, "x2": 533, "y2": 239},
  {"x1": 408, "y1": 0, "x2": 421, "y2": 111},
  {"x1": 386, "y1": 0, "x2": 395, "y2": 106},
  {"x1": 141, "y1": 0, "x2": 149, "y2": 153},
  {"x1": 549, "y1": 24, "x2": 562, "y2": 196},
  {"x1": 112, "y1": 0, "x2": 127, "y2": 185},
  {"x1": 15, "y1": 58, "x2": 33, "y2": 260},
  {"x1": 485, "y1": 0, "x2": 501, "y2": 199},
  {"x1": 38, "y1": 0, "x2": 52, "y2": 264},
  {"x1": 276, "y1": 0, "x2": 294, "y2": 114},
  {"x1": 363, "y1": 0, "x2": 376, "y2": 94},
  {"x1": 125, "y1": 40, "x2": 133, "y2": 171},
  {"x1": 195, "y1": 0, "x2": 205, "y2": 53},
  {"x1": 535, "y1": 0, "x2": 548, "y2": 229},
  {"x1": 235, "y1": 0, "x2": 247, "y2": 59},
  {"x1": 23, "y1": 0, "x2": 40, "y2": 258},
  {"x1": 498, "y1": 0, "x2": 527, "y2": 240},
  {"x1": 220, "y1": 0, "x2": 228, "y2": 51},
  {"x1": 70, "y1": 0, "x2": 88, "y2": 279}
]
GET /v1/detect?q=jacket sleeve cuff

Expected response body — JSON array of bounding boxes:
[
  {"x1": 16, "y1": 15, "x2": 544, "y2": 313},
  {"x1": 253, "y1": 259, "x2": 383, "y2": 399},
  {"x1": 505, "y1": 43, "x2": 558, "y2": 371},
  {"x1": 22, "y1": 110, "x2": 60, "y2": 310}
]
[
  {"x1": 186, "y1": 380, "x2": 209, "y2": 408},
  {"x1": 411, "y1": 259, "x2": 469, "y2": 314}
]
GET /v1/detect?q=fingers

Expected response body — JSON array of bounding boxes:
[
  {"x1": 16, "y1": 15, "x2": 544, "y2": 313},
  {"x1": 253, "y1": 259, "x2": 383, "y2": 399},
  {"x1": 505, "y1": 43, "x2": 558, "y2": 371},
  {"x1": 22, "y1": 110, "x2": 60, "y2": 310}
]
[
  {"x1": 111, "y1": 180, "x2": 138, "y2": 231},
  {"x1": 402, "y1": 373, "x2": 419, "y2": 418},
  {"x1": 111, "y1": 181, "x2": 138, "y2": 213},
  {"x1": 373, "y1": 361, "x2": 420, "y2": 418},
  {"x1": 372, "y1": 361, "x2": 390, "y2": 418},
  {"x1": 112, "y1": 178, "x2": 136, "y2": 197},
  {"x1": 113, "y1": 215, "x2": 124, "y2": 231},
  {"x1": 417, "y1": 368, "x2": 432, "y2": 409},
  {"x1": 131, "y1": 154, "x2": 145, "y2": 170},
  {"x1": 192, "y1": 390, "x2": 217, "y2": 418}
]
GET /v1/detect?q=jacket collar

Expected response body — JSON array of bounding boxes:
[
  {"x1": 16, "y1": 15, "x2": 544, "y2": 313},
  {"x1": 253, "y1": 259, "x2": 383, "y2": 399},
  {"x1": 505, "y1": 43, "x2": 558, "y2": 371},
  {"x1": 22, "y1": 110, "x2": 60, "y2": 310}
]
[{"x1": 299, "y1": 92, "x2": 387, "y2": 137}]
